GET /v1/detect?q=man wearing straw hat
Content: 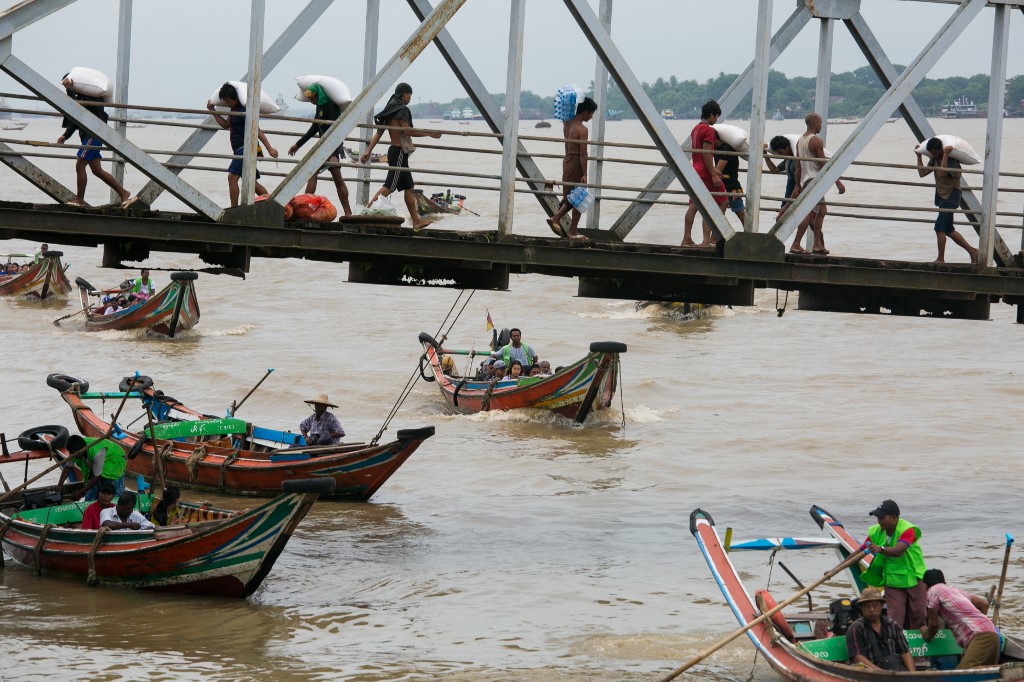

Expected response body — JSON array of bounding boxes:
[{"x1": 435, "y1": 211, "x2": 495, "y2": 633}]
[
  {"x1": 845, "y1": 586, "x2": 915, "y2": 671},
  {"x1": 299, "y1": 394, "x2": 345, "y2": 446}
]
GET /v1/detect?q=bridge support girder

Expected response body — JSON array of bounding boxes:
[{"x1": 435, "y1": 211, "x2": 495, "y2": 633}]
[
  {"x1": 794, "y1": 285, "x2": 992, "y2": 320},
  {"x1": 578, "y1": 275, "x2": 755, "y2": 306},
  {"x1": 348, "y1": 259, "x2": 509, "y2": 290}
]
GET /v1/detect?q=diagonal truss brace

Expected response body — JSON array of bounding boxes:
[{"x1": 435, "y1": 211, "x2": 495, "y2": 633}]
[
  {"x1": 844, "y1": 10, "x2": 1013, "y2": 268},
  {"x1": 270, "y1": 0, "x2": 468, "y2": 203},
  {"x1": 770, "y1": 0, "x2": 987, "y2": 243},
  {"x1": 609, "y1": 4, "x2": 812, "y2": 239},
  {"x1": 1, "y1": 53, "x2": 224, "y2": 219},
  {"x1": 406, "y1": 0, "x2": 560, "y2": 217},
  {"x1": 0, "y1": 140, "x2": 75, "y2": 203},
  {"x1": 135, "y1": 0, "x2": 334, "y2": 207}
]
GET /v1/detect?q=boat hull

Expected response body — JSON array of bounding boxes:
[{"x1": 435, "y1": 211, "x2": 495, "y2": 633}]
[
  {"x1": 0, "y1": 255, "x2": 72, "y2": 299},
  {"x1": 420, "y1": 335, "x2": 622, "y2": 423},
  {"x1": 1, "y1": 491, "x2": 317, "y2": 598},
  {"x1": 83, "y1": 277, "x2": 199, "y2": 336}
]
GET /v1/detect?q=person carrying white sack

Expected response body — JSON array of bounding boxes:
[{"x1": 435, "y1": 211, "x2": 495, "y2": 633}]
[
  {"x1": 289, "y1": 81, "x2": 352, "y2": 218},
  {"x1": 916, "y1": 137, "x2": 978, "y2": 263}
]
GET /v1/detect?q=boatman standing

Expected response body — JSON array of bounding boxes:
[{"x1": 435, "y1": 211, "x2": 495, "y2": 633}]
[
  {"x1": 920, "y1": 568, "x2": 1001, "y2": 670},
  {"x1": 491, "y1": 328, "x2": 538, "y2": 370},
  {"x1": 299, "y1": 393, "x2": 345, "y2": 446},
  {"x1": 861, "y1": 499, "x2": 928, "y2": 630},
  {"x1": 57, "y1": 434, "x2": 127, "y2": 501}
]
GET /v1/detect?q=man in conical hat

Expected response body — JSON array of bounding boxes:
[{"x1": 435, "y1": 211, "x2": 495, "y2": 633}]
[
  {"x1": 845, "y1": 586, "x2": 915, "y2": 672},
  {"x1": 299, "y1": 393, "x2": 345, "y2": 446}
]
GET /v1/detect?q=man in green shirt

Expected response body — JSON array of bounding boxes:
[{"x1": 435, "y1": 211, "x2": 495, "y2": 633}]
[
  {"x1": 861, "y1": 499, "x2": 927, "y2": 629},
  {"x1": 57, "y1": 434, "x2": 127, "y2": 502}
]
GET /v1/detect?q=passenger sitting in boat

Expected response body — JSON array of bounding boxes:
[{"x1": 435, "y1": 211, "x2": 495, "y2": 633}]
[
  {"x1": 299, "y1": 393, "x2": 345, "y2": 446},
  {"x1": 845, "y1": 586, "x2": 915, "y2": 671},
  {"x1": 491, "y1": 328, "x2": 538, "y2": 369},
  {"x1": 80, "y1": 484, "x2": 115, "y2": 530},
  {"x1": 528, "y1": 365, "x2": 542, "y2": 377},
  {"x1": 120, "y1": 268, "x2": 155, "y2": 301},
  {"x1": 490, "y1": 360, "x2": 506, "y2": 380},
  {"x1": 538, "y1": 360, "x2": 553, "y2": 376},
  {"x1": 151, "y1": 486, "x2": 184, "y2": 526},
  {"x1": 474, "y1": 358, "x2": 493, "y2": 380},
  {"x1": 440, "y1": 355, "x2": 458, "y2": 377},
  {"x1": 20, "y1": 263, "x2": 31, "y2": 272},
  {"x1": 103, "y1": 296, "x2": 126, "y2": 315},
  {"x1": 506, "y1": 360, "x2": 524, "y2": 379},
  {"x1": 100, "y1": 490, "x2": 154, "y2": 531}
]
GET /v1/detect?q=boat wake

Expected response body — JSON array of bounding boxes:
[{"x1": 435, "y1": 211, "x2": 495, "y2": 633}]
[{"x1": 191, "y1": 323, "x2": 257, "y2": 337}]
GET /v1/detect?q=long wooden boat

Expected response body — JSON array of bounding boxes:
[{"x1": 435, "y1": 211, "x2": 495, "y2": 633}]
[
  {"x1": 0, "y1": 251, "x2": 72, "y2": 299},
  {"x1": 52, "y1": 374, "x2": 434, "y2": 500},
  {"x1": 414, "y1": 190, "x2": 465, "y2": 216},
  {"x1": 74, "y1": 271, "x2": 200, "y2": 337},
  {"x1": 0, "y1": 478, "x2": 332, "y2": 597},
  {"x1": 689, "y1": 508, "x2": 1024, "y2": 681},
  {"x1": 418, "y1": 332, "x2": 625, "y2": 424}
]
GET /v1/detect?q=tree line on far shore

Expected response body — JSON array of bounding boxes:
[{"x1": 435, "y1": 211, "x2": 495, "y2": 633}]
[{"x1": 412, "y1": 68, "x2": 1024, "y2": 120}]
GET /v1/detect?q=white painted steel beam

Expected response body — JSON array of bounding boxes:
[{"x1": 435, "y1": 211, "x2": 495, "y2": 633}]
[
  {"x1": 111, "y1": 0, "x2": 132, "y2": 203},
  {"x1": 744, "y1": 0, "x2": 773, "y2": 234},
  {"x1": 561, "y1": 0, "x2": 734, "y2": 242},
  {"x1": 135, "y1": 0, "x2": 333, "y2": 207},
  {"x1": 979, "y1": 4, "x2": 1009, "y2": 269},
  {"x1": 609, "y1": 4, "x2": 811, "y2": 239},
  {"x1": 815, "y1": 18, "x2": 835, "y2": 142},
  {"x1": 358, "y1": 0, "x2": 380, "y2": 206},
  {"x1": 497, "y1": 0, "x2": 525, "y2": 236},
  {"x1": 0, "y1": 0, "x2": 78, "y2": 41},
  {"x1": 586, "y1": 0, "x2": 612, "y2": 231},
  {"x1": 1, "y1": 55, "x2": 225, "y2": 220},
  {"x1": 771, "y1": 0, "x2": 987, "y2": 243},
  {"x1": 270, "y1": 0, "x2": 468, "y2": 204},
  {"x1": 405, "y1": 0, "x2": 560, "y2": 218},
  {"x1": 0, "y1": 140, "x2": 75, "y2": 203},
  {"x1": 844, "y1": 9, "x2": 1014, "y2": 267},
  {"x1": 240, "y1": 0, "x2": 266, "y2": 206}
]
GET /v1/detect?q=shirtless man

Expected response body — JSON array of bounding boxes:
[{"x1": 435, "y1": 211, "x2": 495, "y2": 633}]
[
  {"x1": 546, "y1": 97, "x2": 598, "y2": 240},
  {"x1": 361, "y1": 83, "x2": 441, "y2": 231},
  {"x1": 790, "y1": 113, "x2": 846, "y2": 255}
]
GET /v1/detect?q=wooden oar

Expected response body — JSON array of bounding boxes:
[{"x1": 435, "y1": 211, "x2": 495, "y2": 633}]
[
  {"x1": 229, "y1": 368, "x2": 274, "y2": 417},
  {"x1": 0, "y1": 383, "x2": 138, "y2": 506},
  {"x1": 53, "y1": 306, "x2": 90, "y2": 324},
  {"x1": 659, "y1": 548, "x2": 868, "y2": 681},
  {"x1": 993, "y1": 533, "x2": 1015, "y2": 627}
]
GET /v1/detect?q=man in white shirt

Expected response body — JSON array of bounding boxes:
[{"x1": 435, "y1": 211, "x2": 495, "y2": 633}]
[{"x1": 99, "y1": 491, "x2": 154, "y2": 531}]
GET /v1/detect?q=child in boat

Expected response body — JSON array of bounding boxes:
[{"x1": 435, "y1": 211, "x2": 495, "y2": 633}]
[
  {"x1": 80, "y1": 484, "x2": 115, "y2": 530},
  {"x1": 506, "y1": 360, "x2": 524, "y2": 379},
  {"x1": 528, "y1": 365, "x2": 542, "y2": 377},
  {"x1": 151, "y1": 486, "x2": 184, "y2": 526}
]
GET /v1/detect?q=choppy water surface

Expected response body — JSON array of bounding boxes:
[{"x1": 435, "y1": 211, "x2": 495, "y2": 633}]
[{"x1": 0, "y1": 118, "x2": 1022, "y2": 680}]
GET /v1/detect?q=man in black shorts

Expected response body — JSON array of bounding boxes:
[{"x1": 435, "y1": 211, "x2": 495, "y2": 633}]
[{"x1": 361, "y1": 83, "x2": 441, "y2": 230}]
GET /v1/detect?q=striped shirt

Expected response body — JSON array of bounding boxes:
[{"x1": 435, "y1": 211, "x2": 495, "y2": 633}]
[
  {"x1": 846, "y1": 615, "x2": 909, "y2": 669},
  {"x1": 926, "y1": 583, "x2": 996, "y2": 648}
]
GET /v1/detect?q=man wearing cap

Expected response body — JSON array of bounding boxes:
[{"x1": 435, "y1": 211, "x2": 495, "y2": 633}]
[
  {"x1": 299, "y1": 394, "x2": 345, "y2": 446},
  {"x1": 921, "y1": 569, "x2": 1001, "y2": 669},
  {"x1": 845, "y1": 586, "x2": 915, "y2": 671},
  {"x1": 861, "y1": 499, "x2": 928, "y2": 630}
]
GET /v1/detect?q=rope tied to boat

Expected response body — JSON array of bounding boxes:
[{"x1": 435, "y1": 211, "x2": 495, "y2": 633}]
[
  {"x1": 86, "y1": 526, "x2": 110, "y2": 586},
  {"x1": 775, "y1": 289, "x2": 789, "y2": 317},
  {"x1": 0, "y1": 515, "x2": 11, "y2": 567},
  {"x1": 184, "y1": 446, "x2": 207, "y2": 482},
  {"x1": 615, "y1": 356, "x2": 626, "y2": 430},
  {"x1": 218, "y1": 451, "x2": 238, "y2": 489},
  {"x1": 481, "y1": 377, "x2": 498, "y2": 412},
  {"x1": 33, "y1": 523, "x2": 53, "y2": 575},
  {"x1": 370, "y1": 290, "x2": 475, "y2": 445}
]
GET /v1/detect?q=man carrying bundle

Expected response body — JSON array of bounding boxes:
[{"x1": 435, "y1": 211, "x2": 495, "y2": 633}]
[
  {"x1": 546, "y1": 96, "x2": 598, "y2": 240},
  {"x1": 916, "y1": 138, "x2": 978, "y2": 263},
  {"x1": 207, "y1": 82, "x2": 279, "y2": 207},
  {"x1": 289, "y1": 83, "x2": 352, "y2": 218}
]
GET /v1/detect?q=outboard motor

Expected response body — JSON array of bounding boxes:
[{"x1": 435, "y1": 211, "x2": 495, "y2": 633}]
[{"x1": 828, "y1": 597, "x2": 858, "y2": 636}]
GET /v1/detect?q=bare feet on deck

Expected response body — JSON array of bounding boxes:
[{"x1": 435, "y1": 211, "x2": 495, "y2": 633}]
[
  {"x1": 66, "y1": 199, "x2": 88, "y2": 207},
  {"x1": 547, "y1": 218, "x2": 566, "y2": 238},
  {"x1": 412, "y1": 221, "x2": 429, "y2": 231},
  {"x1": 811, "y1": 248, "x2": 830, "y2": 256},
  {"x1": 120, "y1": 196, "x2": 140, "y2": 209},
  {"x1": 681, "y1": 239, "x2": 696, "y2": 247},
  {"x1": 789, "y1": 246, "x2": 808, "y2": 254},
  {"x1": 567, "y1": 232, "x2": 587, "y2": 240}
]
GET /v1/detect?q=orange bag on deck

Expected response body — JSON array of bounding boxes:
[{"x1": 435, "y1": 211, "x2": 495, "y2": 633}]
[{"x1": 287, "y1": 194, "x2": 338, "y2": 222}]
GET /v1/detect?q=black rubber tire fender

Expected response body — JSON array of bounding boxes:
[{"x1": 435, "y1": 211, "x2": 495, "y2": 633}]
[
  {"x1": 126, "y1": 438, "x2": 146, "y2": 460},
  {"x1": 74, "y1": 276, "x2": 96, "y2": 292},
  {"x1": 281, "y1": 477, "x2": 337, "y2": 494},
  {"x1": 17, "y1": 425, "x2": 70, "y2": 452},
  {"x1": 417, "y1": 331, "x2": 441, "y2": 351},
  {"x1": 119, "y1": 375, "x2": 154, "y2": 392},
  {"x1": 43, "y1": 250, "x2": 63, "y2": 258},
  {"x1": 589, "y1": 341, "x2": 628, "y2": 354},
  {"x1": 396, "y1": 426, "x2": 436, "y2": 441},
  {"x1": 418, "y1": 353, "x2": 436, "y2": 383},
  {"x1": 170, "y1": 271, "x2": 198, "y2": 281},
  {"x1": 496, "y1": 328, "x2": 511, "y2": 348},
  {"x1": 452, "y1": 378, "x2": 469, "y2": 407},
  {"x1": 46, "y1": 373, "x2": 90, "y2": 394}
]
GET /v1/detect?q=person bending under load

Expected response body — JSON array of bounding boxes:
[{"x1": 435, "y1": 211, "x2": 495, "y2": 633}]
[
  {"x1": 547, "y1": 96, "x2": 598, "y2": 240},
  {"x1": 917, "y1": 138, "x2": 978, "y2": 264},
  {"x1": 289, "y1": 84, "x2": 352, "y2": 217},
  {"x1": 682, "y1": 100, "x2": 729, "y2": 247},
  {"x1": 57, "y1": 74, "x2": 131, "y2": 207},
  {"x1": 361, "y1": 83, "x2": 441, "y2": 231},
  {"x1": 100, "y1": 491, "x2": 154, "y2": 531},
  {"x1": 207, "y1": 83, "x2": 279, "y2": 207},
  {"x1": 764, "y1": 136, "x2": 798, "y2": 218}
]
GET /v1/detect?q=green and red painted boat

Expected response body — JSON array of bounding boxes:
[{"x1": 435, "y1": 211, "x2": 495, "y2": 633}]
[
  {"x1": 418, "y1": 332, "x2": 625, "y2": 423},
  {"x1": 73, "y1": 271, "x2": 199, "y2": 337},
  {"x1": 51, "y1": 374, "x2": 434, "y2": 501},
  {"x1": 0, "y1": 478, "x2": 332, "y2": 598},
  {"x1": 0, "y1": 251, "x2": 72, "y2": 299},
  {"x1": 687, "y1": 508, "x2": 1024, "y2": 681}
]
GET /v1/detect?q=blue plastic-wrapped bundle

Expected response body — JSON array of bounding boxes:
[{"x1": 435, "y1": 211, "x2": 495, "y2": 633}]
[
  {"x1": 553, "y1": 84, "x2": 581, "y2": 121},
  {"x1": 567, "y1": 186, "x2": 594, "y2": 213}
]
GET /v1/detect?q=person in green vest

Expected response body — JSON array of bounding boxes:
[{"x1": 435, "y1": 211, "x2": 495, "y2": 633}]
[
  {"x1": 119, "y1": 268, "x2": 155, "y2": 301},
  {"x1": 861, "y1": 499, "x2": 927, "y2": 630},
  {"x1": 57, "y1": 434, "x2": 127, "y2": 502},
  {"x1": 490, "y1": 328, "x2": 538, "y2": 371}
]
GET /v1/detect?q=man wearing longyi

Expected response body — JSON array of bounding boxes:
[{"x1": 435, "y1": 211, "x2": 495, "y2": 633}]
[{"x1": 860, "y1": 499, "x2": 928, "y2": 630}]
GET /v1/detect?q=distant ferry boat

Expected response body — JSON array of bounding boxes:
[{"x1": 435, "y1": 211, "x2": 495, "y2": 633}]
[
  {"x1": 827, "y1": 116, "x2": 861, "y2": 125},
  {"x1": 661, "y1": 108, "x2": 675, "y2": 120},
  {"x1": 772, "y1": 109, "x2": 785, "y2": 121},
  {"x1": 444, "y1": 109, "x2": 462, "y2": 120},
  {"x1": 941, "y1": 95, "x2": 979, "y2": 119},
  {"x1": 462, "y1": 107, "x2": 474, "y2": 119},
  {"x1": 274, "y1": 93, "x2": 289, "y2": 114}
]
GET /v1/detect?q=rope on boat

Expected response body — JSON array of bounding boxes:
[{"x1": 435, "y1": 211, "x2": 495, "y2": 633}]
[
  {"x1": 776, "y1": 289, "x2": 789, "y2": 317},
  {"x1": 185, "y1": 446, "x2": 207, "y2": 482},
  {"x1": 86, "y1": 526, "x2": 110, "y2": 586},
  {"x1": 218, "y1": 451, "x2": 239, "y2": 490},
  {"x1": 616, "y1": 357, "x2": 626, "y2": 430},
  {"x1": 369, "y1": 290, "x2": 475, "y2": 446},
  {"x1": 155, "y1": 442, "x2": 173, "y2": 491},
  {"x1": 0, "y1": 516, "x2": 11, "y2": 567},
  {"x1": 33, "y1": 523, "x2": 53, "y2": 575},
  {"x1": 480, "y1": 377, "x2": 500, "y2": 413}
]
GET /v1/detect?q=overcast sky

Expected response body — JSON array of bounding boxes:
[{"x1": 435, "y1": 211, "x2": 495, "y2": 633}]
[{"x1": 0, "y1": 0, "x2": 1020, "y2": 111}]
